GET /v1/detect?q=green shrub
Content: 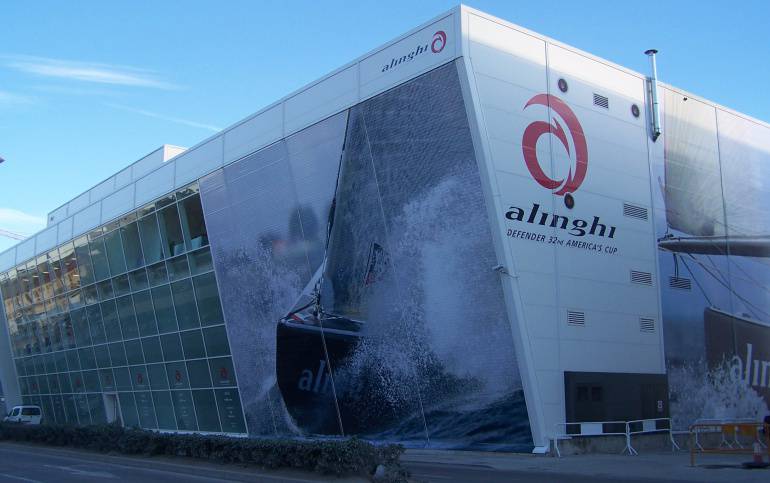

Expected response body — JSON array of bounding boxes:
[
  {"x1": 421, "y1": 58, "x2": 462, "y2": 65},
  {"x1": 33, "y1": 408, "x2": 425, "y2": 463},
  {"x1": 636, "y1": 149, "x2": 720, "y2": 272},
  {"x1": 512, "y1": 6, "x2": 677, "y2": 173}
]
[{"x1": 0, "y1": 423, "x2": 406, "y2": 480}]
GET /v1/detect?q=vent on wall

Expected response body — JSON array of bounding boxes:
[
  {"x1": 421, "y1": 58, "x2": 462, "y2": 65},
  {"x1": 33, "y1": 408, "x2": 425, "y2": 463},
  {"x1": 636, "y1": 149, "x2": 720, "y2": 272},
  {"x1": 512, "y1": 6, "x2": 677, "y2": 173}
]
[
  {"x1": 640, "y1": 317, "x2": 656, "y2": 333},
  {"x1": 669, "y1": 276, "x2": 692, "y2": 290},
  {"x1": 593, "y1": 93, "x2": 609, "y2": 109},
  {"x1": 623, "y1": 203, "x2": 648, "y2": 220},
  {"x1": 568, "y1": 310, "x2": 586, "y2": 326},
  {"x1": 630, "y1": 270, "x2": 653, "y2": 285}
]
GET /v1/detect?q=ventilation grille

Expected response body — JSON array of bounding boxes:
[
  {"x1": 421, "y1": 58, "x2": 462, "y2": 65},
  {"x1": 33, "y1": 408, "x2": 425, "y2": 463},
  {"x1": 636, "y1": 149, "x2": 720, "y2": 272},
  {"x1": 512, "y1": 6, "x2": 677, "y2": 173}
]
[
  {"x1": 630, "y1": 270, "x2": 653, "y2": 285},
  {"x1": 593, "y1": 93, "x2": 609, "y2": 109},
  {"x1": 640, "y1": 317, "x2": 656, "y2": 333},
  {"x1": 568, "y1": 310, "x2": 586, "y2": 326},
  {"x1": 669, "y1": 276, "x2": 692, "y2": 290},
  {"x1": 623, "y1": 203, "x2": 648, "y2": 220}
]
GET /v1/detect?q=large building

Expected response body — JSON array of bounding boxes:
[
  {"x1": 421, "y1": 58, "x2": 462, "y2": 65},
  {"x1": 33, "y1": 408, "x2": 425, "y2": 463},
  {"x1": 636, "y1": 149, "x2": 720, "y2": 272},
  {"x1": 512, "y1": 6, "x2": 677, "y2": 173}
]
[{"x1": 0, "y1": 6, "x2": 768, "y2": 452}]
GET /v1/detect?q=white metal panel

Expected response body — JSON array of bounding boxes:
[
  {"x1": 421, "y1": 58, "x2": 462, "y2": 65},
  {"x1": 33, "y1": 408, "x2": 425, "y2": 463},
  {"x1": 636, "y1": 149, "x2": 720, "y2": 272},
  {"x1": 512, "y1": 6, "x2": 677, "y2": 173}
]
[
  {"x1": 284, "y1": 66, "x2": 357, "y2": 134},
  {"x1": 14, "y1": 237, "x2": 35, "y2": 264},
  {"x1": 360, "y1": 15, "x2": 455, "y2": 98},
  {"x1": 135, "y1": 163, "x2": 174, "y2": 207},
  {"x1": 101, "y1": 185, "x2": 134, "y2": 223},
  {"x1": 47, "y1": 205, "x2": 68, "y2": 226},
  {"x1": 223, "y1": 105, "x2": 283, "y2": 165},
  {"x1": 69, "y1": 192, "x2": 90, "y2": 214},
  {"x1": 0, "y1": 248, "x2": 16, "y2": 272},
  {"x1": 35, "y1": 226, "x2": 58, "y2": 253},
  {"x1": 131, "y1": 147, "x2": 166, "y2": 180},
  {"x1": 174, "y1": 135, "x2": 223, "y2": 187},
  {"x1": 115, "y1": 166, "x2": 132, "y2": 189},
  {"x1": 72, "y1": 202, "x2": 101, "y2": 235},
  {"x1": 90, "y1": 176, "x2": 115, "y2": 202},
  {"x1": 57, "y1": 217, "x2": 73, "y2": 244}
]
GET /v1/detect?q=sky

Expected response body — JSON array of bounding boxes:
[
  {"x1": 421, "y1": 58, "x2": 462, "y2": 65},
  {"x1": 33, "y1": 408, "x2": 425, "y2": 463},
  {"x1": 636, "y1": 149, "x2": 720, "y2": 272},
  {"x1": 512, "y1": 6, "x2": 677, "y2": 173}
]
[{"x1": 1, "y1": 0, "x2": 768, "y2": 252}]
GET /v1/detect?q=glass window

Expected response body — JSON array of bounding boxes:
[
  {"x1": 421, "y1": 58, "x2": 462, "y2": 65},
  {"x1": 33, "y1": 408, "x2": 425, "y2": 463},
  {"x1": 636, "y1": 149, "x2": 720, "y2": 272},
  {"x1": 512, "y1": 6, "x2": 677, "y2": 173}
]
[
  {"x1": 152, "y1": 391, "x2": 176, "y2": 430},
  {"x1": 51, "y1": 395, "x2": 66, "y2": 424},
  {"x1": 108, "y1": 342, "x2": 127, "y2": 367},
  {"x1": 118, "y1": 392, "x2": 140, "y2": 428},
  {"x1": 215, "y1": 389, "x2": 246, "y2": 433},
  {"x1": 160, "y1": 333, "x2": 183, "y2": 361},
  {"x1": 87, "y1": 394, "x2": 107, "y2": 424},
  {"x1": 112, "y1": 274, "x2": 131, "y2": 297},
  {"x1": 99, "y1": 368, "x2": 115, "y2": 391},
  {"x1": 141, "y1": 336, "x2": 164, "y2": 363},
  {"x1": 68, "y1": 289, "x2": 83, "y2": 310},
  {"x1": 54, "y1": 351, "x2": 68, "y2": 372},
  {"x1": 96, "y1": 279, "x2": 114, "y2": 301},
  {"x1": 180, "y1": 330, "x2": 206, "y2": 359},
  {"x1": 100, "y1": 300, "x2": 122, "y2": 342},
  {"x1": 192, "y1": 390, "x2": 220, "y2": 432},
  {"x1": 188, "y1": 247, "x2": 213, "y2": 275},
  {"x1": 47, "y1": 374, "x2": 60, "y2": 394},
  {"x1": 202, "y1": 326, "x2": 230, "y2": 357},
  {"x1": 158, "y1": 204, "x2": 185, "y2": 258},
  {"x1": 75, "y1": 394, "x2": 92, "y2": 425},
  {"x1": 138, "y1": 213, "x2": 163, "y2": 265},
  {"x1": 179, "y1": 194, "x2": 208, "y2": 251},
  {"x1": 103, "y1": 229, "x2": 127, "y2": 276},
  {"x1": 193, "y1": 273, "x2": 223, "y2": 326},
  {"x1": 86, "y1": 305, "x2": 106, "y2": 345},
  {"x1": 166, "y1": 361, "x2": 188, "y2": 389},
  {"x1": 94, "y1": 344, "x2": 111, "y2": 368},
  {"x1": 151, "y1": 285, "x2": 177, "y2": 333},
  {"x1": 62, "y1": 394, "x2": 79, "y2": 424},
  {"x1": 113, "y1": 367, "x2": 132, "y2": 392},
  {"x1": 89, "y1": 237, "x2": 110, "y2": 281},
  {"x1": 121, "y1": 222, "x2": 145, "y2": 270},
  {"x1": 170, "y1": 390, "x2": 197, "y2": 431},
  {"x1": 187, "y1": 359, "x2": 212, "y2": 389},
  {"x1": 82, "y1": 370, "x2": 101, "y2": 392},
  {"x1": 133, "y1": 290, "x2": 157, "y2": 337},
  {"x1": 167, "y1": 255, "x2": 189, "y2": 281},
  {"x1": 74, "y1": 237, "x2": 95, "y2": 286},
  {"x1": 71, "y1": 308, "x2": 92, "y2": 347},
  {"x1": 147, "y1": 262, "x2": 168, "y2": 287},
  {"x1": 135, "y1": 391, "x2": 157, "y2": 429},
  {"x1": 58, "y1": 372, "x2": 72, "y2": 393},
  {"x1": 77, "y1": 347, "x2": 97, "y2": 370},
  {"x1": 69, "y1": 372, "x2": 85, "y2": 393},
  {"x1": 128, "y1": 268, "x2": 149, "y2": 292},
  {"x1": 124, "y1": 339, "x2": 144, "y2": 365},
  {"x1": 116, "y1": 296, "x2": 139, "y2": 339},
  {"x1": 65, "y1": 349, "x2": 80, "y2": 371},
  {"x1": 176, "y1": 182, "x2": 199, "y2": 200},
  {"x1": 147, "y1": 363, "x2": 168, "y2": 389},
  {"x1": 171, "y1": 279, "x2": 199, "y2": 330},
  {"x1": 60, "y1": 244, "x2": 81, "y2": 292},
  {"x1": 82, "y1": 284, "x2": 98, "y2": 305},
  {"x1": 130, "y1": 365, "x2": 149, "y2": 391},
  {"x1": 209, "y1": 357, "x2": 237, "y2": 387}
]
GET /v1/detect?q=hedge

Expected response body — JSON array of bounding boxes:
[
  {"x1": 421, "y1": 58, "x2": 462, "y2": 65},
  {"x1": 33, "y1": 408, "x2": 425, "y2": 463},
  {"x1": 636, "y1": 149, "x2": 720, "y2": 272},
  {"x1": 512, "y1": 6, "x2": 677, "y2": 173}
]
[{"x1": 0, "y1": 423, "x2": 407, "y2": 481}]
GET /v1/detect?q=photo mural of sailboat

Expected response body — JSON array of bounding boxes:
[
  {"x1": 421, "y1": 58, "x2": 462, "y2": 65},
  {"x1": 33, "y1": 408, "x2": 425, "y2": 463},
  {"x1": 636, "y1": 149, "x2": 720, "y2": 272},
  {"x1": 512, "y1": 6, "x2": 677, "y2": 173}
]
[{"x1": 656, "y1": 87, "x2": 770, "y2": 415}]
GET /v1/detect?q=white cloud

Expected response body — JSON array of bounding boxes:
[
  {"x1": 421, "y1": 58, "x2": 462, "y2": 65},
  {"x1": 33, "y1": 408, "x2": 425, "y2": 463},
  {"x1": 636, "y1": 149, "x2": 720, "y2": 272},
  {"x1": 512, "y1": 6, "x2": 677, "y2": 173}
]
[
  {"x1": 3, "y1": 55, "x2": 177, "y2": 89},
  {"x1": 0, "y1": 208, "x2": 45, "y2": 238},
  {"x1": 0, "y1": 90, "x2": 34, "y2": 105},
  {"x1": 106, "y1": 103, "x2": 222, "y2": 132}
]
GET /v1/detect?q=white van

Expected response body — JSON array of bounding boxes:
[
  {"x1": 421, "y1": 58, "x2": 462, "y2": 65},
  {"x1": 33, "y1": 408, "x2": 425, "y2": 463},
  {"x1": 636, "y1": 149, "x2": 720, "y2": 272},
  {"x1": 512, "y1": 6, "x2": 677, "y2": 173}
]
[{"x1": 3, "y1": 405, "x2": 42, "y2": 425}]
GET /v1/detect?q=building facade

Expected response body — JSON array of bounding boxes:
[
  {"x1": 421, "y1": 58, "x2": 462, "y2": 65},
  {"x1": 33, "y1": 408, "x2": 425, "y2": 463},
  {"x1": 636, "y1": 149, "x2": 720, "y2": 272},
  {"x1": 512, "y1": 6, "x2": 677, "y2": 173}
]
[{"x1": 0, "y1": 6, "x2": 768, "y2": 452}]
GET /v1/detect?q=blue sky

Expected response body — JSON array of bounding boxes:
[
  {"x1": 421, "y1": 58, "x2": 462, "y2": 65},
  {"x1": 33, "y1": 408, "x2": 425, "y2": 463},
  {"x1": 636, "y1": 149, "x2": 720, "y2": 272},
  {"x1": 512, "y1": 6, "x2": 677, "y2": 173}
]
[{"x1": 1, "y1": 0, "x2": 768, "y2": 252}]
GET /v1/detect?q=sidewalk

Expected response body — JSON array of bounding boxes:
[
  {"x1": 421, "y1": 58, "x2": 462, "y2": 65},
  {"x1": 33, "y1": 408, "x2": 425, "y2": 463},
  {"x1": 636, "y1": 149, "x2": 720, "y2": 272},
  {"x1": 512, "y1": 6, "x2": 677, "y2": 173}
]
[{"x1": 402, "y1": 448, "x2": 770, "y2": 482}]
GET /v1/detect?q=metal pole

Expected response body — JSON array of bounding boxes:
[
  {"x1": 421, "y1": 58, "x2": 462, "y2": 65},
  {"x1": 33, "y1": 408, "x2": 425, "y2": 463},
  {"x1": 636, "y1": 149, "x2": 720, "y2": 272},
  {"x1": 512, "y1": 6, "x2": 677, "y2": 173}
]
[{"x1": 645, "y1": 49, "x2": 662, "y2": 141}]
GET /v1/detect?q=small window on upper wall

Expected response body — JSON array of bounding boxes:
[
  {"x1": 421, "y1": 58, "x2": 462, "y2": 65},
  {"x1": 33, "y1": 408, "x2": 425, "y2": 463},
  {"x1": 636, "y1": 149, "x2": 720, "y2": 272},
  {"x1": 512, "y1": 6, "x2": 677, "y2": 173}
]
[{"x1": 179, "y1": 194, "x2": 208, "y2": 251}]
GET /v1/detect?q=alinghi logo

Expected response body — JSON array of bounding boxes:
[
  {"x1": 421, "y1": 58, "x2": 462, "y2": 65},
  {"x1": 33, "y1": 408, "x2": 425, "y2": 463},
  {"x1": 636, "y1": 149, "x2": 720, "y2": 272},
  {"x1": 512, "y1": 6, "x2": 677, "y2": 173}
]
[{"x1": 381, "y1": 30, "x2": 446, "y2": 73}]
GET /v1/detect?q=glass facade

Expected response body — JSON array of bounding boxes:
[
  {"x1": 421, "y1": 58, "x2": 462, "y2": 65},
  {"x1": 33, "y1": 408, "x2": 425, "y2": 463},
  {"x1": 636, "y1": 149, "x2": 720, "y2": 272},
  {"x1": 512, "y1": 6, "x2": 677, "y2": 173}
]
[{"x1": 0, "y1": 184, "x2": 246, "y2": 433}]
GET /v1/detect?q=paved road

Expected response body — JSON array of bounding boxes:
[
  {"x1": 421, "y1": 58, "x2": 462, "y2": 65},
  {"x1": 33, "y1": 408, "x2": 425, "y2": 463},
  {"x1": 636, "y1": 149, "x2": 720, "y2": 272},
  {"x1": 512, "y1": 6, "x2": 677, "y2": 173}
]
[{"x1": 0, "y1": 442, "x2": 362, "y2": 483}]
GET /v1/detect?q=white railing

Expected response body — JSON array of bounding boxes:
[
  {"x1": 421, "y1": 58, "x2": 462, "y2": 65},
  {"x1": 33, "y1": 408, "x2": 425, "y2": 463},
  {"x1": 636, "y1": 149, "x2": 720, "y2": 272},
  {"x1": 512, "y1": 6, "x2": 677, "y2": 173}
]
[{"x1": 553, "y1": 417, "x2": 677, "y2": 457}]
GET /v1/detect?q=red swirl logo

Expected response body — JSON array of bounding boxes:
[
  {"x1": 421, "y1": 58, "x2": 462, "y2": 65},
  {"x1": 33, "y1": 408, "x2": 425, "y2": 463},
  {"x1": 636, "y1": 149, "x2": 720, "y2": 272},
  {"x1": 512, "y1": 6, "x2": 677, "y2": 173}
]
[
  {"x1": 522, "y1": 94, "x2": 588, "y2": 196},
  {"x1": 431, "y1": 30, "x2": 446, "y2": 53}
]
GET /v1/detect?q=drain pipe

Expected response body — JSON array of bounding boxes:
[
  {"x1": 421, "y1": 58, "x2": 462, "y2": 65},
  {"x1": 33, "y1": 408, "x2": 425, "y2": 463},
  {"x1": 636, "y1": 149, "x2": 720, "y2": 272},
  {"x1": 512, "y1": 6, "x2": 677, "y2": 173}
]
[{"x1": 645, "y1": 49, "x2": 661, "y2": 141}]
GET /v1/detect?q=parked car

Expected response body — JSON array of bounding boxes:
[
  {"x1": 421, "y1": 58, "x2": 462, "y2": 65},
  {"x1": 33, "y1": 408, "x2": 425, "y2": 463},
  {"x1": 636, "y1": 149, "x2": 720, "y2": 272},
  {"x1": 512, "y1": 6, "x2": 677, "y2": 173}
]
[{"x1": 3, "y1": 405, "x2": 42, "y2": 425}]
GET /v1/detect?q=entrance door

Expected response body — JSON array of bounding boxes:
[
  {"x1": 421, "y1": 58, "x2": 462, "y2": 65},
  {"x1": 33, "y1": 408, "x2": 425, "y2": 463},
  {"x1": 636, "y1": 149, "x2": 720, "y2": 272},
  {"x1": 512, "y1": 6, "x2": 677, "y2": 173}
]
[{"x1": 103, "y1": 393, "x2": 123, "y2": 425}]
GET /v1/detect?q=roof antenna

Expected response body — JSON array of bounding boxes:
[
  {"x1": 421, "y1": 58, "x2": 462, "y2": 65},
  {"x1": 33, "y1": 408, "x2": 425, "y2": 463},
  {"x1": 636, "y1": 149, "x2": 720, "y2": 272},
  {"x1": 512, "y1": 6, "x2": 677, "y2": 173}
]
[{"x1": 645, "y1": 49, "x2": 662, "y2": 142}]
